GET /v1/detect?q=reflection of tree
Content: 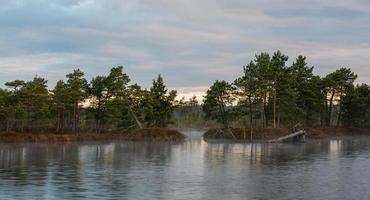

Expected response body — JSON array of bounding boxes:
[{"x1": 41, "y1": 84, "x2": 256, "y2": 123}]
[
  {"x1": 0, "y1": 145, "x2": 50, "y2": 187},
  {"x1": 200, "y1": 139, "x2": 370, "y2": 199},
  {"x1": 203, "y1": 140, "x2": 343, "y2": 166},
  {"x1": 106, "y1": 142, "x2": 173, "y2": 199},
  {"x1": 1, "y1": 137, "x2": 370, "y2": 199},
  {"x1": 50, "y1": 144, "x2": 84, "y2": 198},
  {"x1": 203, "y1": 138, "x2": 370, "y2": 167}
]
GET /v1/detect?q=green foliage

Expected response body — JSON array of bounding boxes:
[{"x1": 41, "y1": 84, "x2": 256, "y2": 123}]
[
  {"x1": 322, "y1": 67, "x2": 357, "y2": 126},
  {"x1": 341, "y1": 84, "x2": 370, "y2": 127},
  {"x1": 203, "y1": 80, "x2": 235, "y2": 128},
  {"x1": 234, "y1": 62, "x2": 259, "y2": 127},
  {"x1": 103, "y1": 67, "x2": 135, "y2": 129},
  {"x1": 173, "y1": 96, "x2": 204, "y2": 128},
  {"x1": 88, "y1": 75, "x2": 107, "y2": 132},
  {"x1": 143, "y1": 75, "x2": 177, "y2": 128},
  {"x1": 105, "y1": 66, "x2": 131, "y2": 97},
  {"x1": 21, "y1": 77, "x2": 51, "y2": 129},
  {"x1": 0, "y1": 52, "x2": 368, "y2": 132},
  {"x1": 66, "y1": 69, "x2": 88, "y2": 102},
  {"x1": 66, "y1": 69, "x2": 88, "y2": 132},
  {"x1": 218, "y1": 51, "x2": 358, "y2": 129},
  {"x1": 289, "y1": 56, "x2": 321, "y2": 125},
  {"x1": 233, "y1": 51, "x2": 302, "y2": 128},
  {"x1": 5, "y1": 80, "x2": 25, "y2": 90},
  {"x1": 1, "y1": 77, "x2": 51, "y2": 131},
  {"x1": 0, "y1": 89, "x2": 9, "y2": 128},
  {"x1": 0, "y1": 67, "x2": 179, "y2": 132},
  {"x1": 51, "y1": 80, "x2": 71, "y2": 132}
]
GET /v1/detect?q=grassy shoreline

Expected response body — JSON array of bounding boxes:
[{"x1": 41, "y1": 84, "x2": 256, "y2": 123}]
[
  {"x1": 203, "y1": 127, "x2": 370, "y2": 141},
  {"x1": 0, "y1": 128, "x2": 186, "y2": 143},
  {"x1": 2, "y1": 127, "x2": 368, "y2": 143}
]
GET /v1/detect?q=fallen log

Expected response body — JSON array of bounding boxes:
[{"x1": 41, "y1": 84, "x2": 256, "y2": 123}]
[{"x1": 268, "y1": 130, "x2": 306, "y2": 143}]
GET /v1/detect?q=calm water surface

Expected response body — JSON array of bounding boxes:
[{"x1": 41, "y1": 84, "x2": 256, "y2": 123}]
[{"x1": 1, "y1": 130, "x2": 370, "y2": 200}]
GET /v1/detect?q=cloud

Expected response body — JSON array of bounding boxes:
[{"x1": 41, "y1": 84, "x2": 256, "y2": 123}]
[{"x1": 0, "y1": 0, "x2": 369, "y2": 98}]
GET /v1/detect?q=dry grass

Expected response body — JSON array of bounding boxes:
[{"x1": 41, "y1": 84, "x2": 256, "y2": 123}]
[
  {"x1": 203, "y1": 127, "x2": 370, "y2": 140},
  {"x1": 0, "y1": 128, "x2": 185, "y2": 143},
  {"x1": 203, "y1": 127, "x2": 289, "y2": 140},
  {"x1": 306, "y1": 127, "x2": 370, "y2": 139},
  {"x1": 124, "y1": 128, "x2": 186, "y2": 142}
]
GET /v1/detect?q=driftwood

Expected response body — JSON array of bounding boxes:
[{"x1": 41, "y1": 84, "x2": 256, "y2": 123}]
[
  {"x1": 227, "y1": 128, "x2": 237, "y2": 140},
  {"x1": 268, "y1": 130, "x2": 306, "y2": 143},
  {"x1": 128, "y1": 105, "x2": 143, "y2": 129},
  {"x1": 214, "y1": 128, "x2": 237, "y2": 140}
]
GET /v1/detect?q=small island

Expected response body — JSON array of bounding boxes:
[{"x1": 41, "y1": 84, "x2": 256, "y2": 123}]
[
  {"x1": 0, "y1": 67, "x2": 185, "y2": 143},
  {"x1": 0, "y1": 128, "x2": 185, "y2": 143},
  {"x1": 203, "y1": 127, "x2": 370, "y2": 141},
  {"x1": 201, "y1": 51, "x2": 370, "y2": 141}
]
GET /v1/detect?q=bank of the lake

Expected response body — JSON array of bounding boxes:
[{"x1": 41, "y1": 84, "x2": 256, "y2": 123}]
[
  {"x1": 203, "y1": 127, "x2": 370, "y2": 141},
  {"x1": 0, "y1": 128, "x2": 185, "y2": 143}
]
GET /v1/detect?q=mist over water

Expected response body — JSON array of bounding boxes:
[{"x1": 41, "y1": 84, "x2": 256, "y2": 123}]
[{"x1": 1, "y1": 131, "x2": 370, "y2": 200}]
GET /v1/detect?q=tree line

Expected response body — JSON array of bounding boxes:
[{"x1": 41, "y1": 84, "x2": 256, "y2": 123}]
[
  {"x1": 203, "y1": 50, "x2": 370, "y2": 132},
  {"x1": 0, "y1": 67, "x2": 177, "y2": 133},
  {"x1": 1, "y1": 51, "x2": 370, "y2": 134}
]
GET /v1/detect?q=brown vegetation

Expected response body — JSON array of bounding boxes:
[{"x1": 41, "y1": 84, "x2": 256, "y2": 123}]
[
  {"x1": 203, "y1": 127, "x2": 370, "y2": 141},
  {"x1": 203, "y1": 128, "x2": 290, "y2": 140},
  {"x1": 0, "y1": 128, "x2": 185, "y2": 143},
  {"x1": 305, "y1": 127, "x2": 370, "y2": 139}
]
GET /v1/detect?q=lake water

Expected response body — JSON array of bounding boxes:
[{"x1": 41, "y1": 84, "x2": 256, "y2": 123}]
[{"x1": 1, "y1": 130, "x2": 370, "y2": 200}]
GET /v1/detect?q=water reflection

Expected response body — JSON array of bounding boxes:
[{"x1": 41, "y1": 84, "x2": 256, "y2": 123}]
[{"x1": 1, "y1": 132, "x2": 370, "y2": 200}]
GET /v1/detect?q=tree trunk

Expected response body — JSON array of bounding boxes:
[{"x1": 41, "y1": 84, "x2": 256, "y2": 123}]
[
  {"x1": 6, "y1": 119, "x2": 10, "y2": 132},
  {"x1": 21, "y1": 120, "x2": 24, "y2": 133},
  {"x1": 243, "y1": 126, "x2": 246, "y2": 140},
  {"x1": 97, "y1": 119, "x2": 101, "y2": 134},
  {"x1": 337, "y1": 102, "x2": 342, "y2": 127},
  {"x1": 336, "y1": 92, "x2": 343, "y2": 127},
  {"x1": 128, "y1": 104, "x2": 143, "y2": 129},
  {"x1": 219, "y1": 103, "x2": 226, "y2": 128},
  {"x1": 95, "y1": 97, "x2": 102, "y2": 134},
  {"x1": 327, "y1": 91, "x2": 335, "y2": 126},
  {"x1": 262, "y1": 92, "x2": 267, "y2": 128},
  {"x1": 337, "y1": 109, "x2": 342, "y2": 127},
  {"x1": 57, "y1": 109, "x2": 61, "y2": 133},
  {"x1": 249, "y1": 97, "x2": 253, "y2": 141},
  {"x1": 26, "y1": 103, "x2": 30, "y2": 131},
  {"x1": 321, "y1": 97, "x2": 326, "y2": 127},
  {"x1": 218, "y1": 97, "x2": 227, "y2": 128},
  {"x1": 273, "y1": 91, "x2": 277, "y2": 128},
  {"x1": 260, "y1": 110, "x2": 264, "y2": 128},
  {"x1": 61, "y1": 110, "x2": 65, "y2": 133},
  {"x1": 72, "y1": 100, "x2": 78, "y2": 133}
]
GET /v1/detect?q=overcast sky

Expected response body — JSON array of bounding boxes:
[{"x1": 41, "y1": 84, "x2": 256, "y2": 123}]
[{"x1": 1, "y1": 0, "x2": 370, "y2": 99}]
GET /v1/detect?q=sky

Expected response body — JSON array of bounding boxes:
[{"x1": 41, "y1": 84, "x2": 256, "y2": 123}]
[{"x1": 0, "y1": 0, "x2": 370, "y2": 100}]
